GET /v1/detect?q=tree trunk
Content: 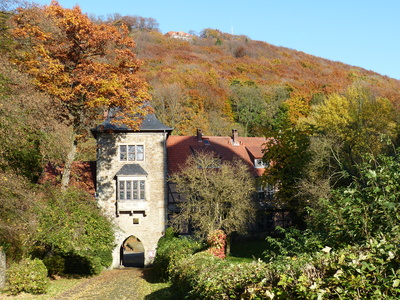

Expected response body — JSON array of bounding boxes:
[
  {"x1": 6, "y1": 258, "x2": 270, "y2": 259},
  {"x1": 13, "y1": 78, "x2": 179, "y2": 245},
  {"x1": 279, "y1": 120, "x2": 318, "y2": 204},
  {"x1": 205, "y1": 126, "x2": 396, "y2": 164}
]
[
  {"x1": 61, "y1": 135, "x2": 77, "y2": 190},
  {"x1": 225, "y1": 233, "x2": 231, "y2": 256}
]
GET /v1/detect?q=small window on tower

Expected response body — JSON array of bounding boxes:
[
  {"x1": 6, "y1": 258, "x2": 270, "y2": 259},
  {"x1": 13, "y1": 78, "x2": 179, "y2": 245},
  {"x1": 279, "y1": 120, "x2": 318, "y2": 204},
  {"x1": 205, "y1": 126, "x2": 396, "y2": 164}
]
[{"x1": 119, "y1": 145, "x2": 145, "y2": 161}]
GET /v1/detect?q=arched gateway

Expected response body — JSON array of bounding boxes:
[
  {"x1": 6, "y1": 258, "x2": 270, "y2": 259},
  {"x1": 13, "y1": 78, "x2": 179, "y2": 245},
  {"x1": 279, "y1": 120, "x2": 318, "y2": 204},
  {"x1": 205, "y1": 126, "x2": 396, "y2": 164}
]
[
  {"x1": 92, "y1": 111, "x2": 172, "y2": 268},
  {"x1": 120, "y1": 235, "x2": 144, "y2": 267}
]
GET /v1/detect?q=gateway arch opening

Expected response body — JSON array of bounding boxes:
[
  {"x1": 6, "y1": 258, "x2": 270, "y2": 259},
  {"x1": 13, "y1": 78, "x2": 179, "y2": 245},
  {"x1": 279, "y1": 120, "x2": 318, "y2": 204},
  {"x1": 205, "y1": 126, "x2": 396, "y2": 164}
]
[{"x1": 120, "y1": 236, "x2": 144, "y2": 268}]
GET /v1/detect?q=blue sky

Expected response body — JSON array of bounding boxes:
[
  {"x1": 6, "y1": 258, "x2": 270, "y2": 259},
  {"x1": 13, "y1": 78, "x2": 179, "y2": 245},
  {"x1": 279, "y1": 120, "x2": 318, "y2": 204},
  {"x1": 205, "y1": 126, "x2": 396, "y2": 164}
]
[{"x1": 32, "y1": 0, "x2": 400, "y2": 80}]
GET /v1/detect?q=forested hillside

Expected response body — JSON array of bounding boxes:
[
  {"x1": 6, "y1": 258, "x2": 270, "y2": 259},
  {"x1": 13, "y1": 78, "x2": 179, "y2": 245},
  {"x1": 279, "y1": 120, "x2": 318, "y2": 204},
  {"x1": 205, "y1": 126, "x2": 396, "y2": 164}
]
[{"x1": 126, "y1": 27, "x2": 400, "y2": 136}]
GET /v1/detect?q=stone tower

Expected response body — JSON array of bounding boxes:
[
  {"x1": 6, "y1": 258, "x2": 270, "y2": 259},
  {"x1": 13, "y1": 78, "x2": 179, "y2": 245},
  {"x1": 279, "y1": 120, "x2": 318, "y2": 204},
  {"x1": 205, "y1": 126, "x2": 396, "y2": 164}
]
[{"x1": 92, "y1": 112, "x2": 172, "y2": 268}]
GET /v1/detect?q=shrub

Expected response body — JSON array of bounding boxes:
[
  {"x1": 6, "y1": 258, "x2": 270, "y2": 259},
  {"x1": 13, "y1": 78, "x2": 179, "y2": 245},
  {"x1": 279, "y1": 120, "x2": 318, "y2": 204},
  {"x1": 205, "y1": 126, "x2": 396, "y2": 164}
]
[
  {"x1": 261, "y1": 232, "x2": 400, "y2": 299},
  {"x1": 153, "y1": 228, "x2": 204, "y2": 280},
  {"x1": 263, "y1": 226, "x2": 324, "y2": 260},
  {"x1": 166, "y1": 231, "x2": 400, "y2": 299},
  {"x1": 43, "y1": 255, "x2": 65, "y2": 277},
  {"x1": 206, "y1": 229, "x2": 226, "y2": 259},
  {"x1": 309, "y1": 152, "x2": 400, "y2": 246},
  {"x1": 36, "y1": 187, "x2": 115, "y2": 275},
  {"x1": 170, "y1": 251, "x2": 273, "y2": 299},
  {"x1": 5, "y1": 258, "x2": 49, "y2": 295}
]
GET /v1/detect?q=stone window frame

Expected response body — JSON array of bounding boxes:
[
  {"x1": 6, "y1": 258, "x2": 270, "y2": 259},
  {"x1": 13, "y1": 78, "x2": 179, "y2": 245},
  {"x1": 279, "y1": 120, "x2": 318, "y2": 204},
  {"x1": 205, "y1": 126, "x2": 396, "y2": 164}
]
[
  {"x1": 118, "y1": 177, "x2": 146, "y2": 201},
  {"x1": 119, "y1": 144, "x2": 145, "y2": 162}
]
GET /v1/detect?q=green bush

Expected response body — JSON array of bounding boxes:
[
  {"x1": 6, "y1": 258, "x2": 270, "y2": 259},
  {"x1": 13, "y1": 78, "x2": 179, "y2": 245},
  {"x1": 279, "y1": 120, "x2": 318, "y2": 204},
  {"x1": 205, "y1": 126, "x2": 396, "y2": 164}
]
[
  {"x1": 169, "y1": 251, "x2": 220, "y2": 296},
  {"x1": 263, "y1": 226, "x2": 324, "y2": 260},
  {"x1": 36, "y1": 187, "x2": 115, "y2": 276},
  {"x1": 6, "y1": 258, "x2": 49, "y2": 295},
  {"x1": 43, "y1": 255, "x2": 65, "y2": 277},
  {"x1": 309, "y1": 152, "x2": 400, "y2": 246},
  {"x1": 165, "y1": 232, "x2": 400, "y2": 299},
  {"x1": 170, "y1": 251, "x2": 272, "y2": 299},
  {"x1": 153, "y1": 228, "x2": 204, "y2": 280}
]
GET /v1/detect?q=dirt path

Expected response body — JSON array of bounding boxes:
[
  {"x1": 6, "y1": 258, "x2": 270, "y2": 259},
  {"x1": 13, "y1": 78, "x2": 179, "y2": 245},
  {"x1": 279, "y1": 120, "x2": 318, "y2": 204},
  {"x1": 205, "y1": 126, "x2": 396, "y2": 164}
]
[{"x1": 54, "y1": 268, "x2": 151, "y2": 300}]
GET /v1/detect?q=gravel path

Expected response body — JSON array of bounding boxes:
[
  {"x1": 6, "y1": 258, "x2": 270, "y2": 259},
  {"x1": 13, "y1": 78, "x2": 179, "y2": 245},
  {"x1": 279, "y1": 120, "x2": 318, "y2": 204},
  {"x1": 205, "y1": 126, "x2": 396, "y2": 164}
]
[{"x1": 54, "y1": 268, "x2": 151, "y2": 300}]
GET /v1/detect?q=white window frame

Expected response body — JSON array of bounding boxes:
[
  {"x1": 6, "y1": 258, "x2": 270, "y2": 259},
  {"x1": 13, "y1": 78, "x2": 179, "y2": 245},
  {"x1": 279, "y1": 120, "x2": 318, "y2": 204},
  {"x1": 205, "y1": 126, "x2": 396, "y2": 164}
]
[
  {"x1": 119, "y1": 144, "x2": 145, "y2": 162},
  {"x1": 254, "y1": 158, "x2": 269, "y2": 168},
  {"x1": 118, "y1": 177, "x2": 146, "y2": 201}
]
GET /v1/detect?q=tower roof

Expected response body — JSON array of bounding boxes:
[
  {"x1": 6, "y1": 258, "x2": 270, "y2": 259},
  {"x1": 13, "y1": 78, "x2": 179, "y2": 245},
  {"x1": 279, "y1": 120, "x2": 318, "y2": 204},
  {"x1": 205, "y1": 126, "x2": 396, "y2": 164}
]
[{"x1": 92, "y1": 109, "x2": 172, "y2": 136}]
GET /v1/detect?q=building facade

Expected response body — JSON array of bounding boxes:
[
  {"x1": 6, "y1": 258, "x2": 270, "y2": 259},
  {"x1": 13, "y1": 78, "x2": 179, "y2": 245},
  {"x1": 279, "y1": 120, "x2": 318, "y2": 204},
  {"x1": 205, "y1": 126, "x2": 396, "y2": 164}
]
[
  {"x1": 92, "y1": 113, "x2": 172, "y2": 268},
  {"x1": 90, "y1": 113, "x2": 285, "y2": 268}
]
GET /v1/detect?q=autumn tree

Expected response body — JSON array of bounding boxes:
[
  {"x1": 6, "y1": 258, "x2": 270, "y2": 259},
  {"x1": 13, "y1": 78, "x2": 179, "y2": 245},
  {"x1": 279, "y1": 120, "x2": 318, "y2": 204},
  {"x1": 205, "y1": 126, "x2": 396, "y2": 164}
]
[
  {"x1": 304, "y1": 86, "x2": 398, "y2": 183},
  {"x1": 104, "y1": 13, "x2": 159, "y2": 32},
  {"x1": 170, "y1": 152, "x2": 255, "y2": 252},
  {"x1": 296, "y1": 85, "x2": 399, "y2": 211},
  {"x1": 229, "y1": 79, "x2": 269, "y2": 136},
  {"x1": 262, "y1": 104, "x2": 311, "y2": 212},
  {"x1": 10, "y1": 1, "x2": 151, "y2": 187},
  {"x1": 150, "y1": 82, "x2": 187, "y2": 130}
]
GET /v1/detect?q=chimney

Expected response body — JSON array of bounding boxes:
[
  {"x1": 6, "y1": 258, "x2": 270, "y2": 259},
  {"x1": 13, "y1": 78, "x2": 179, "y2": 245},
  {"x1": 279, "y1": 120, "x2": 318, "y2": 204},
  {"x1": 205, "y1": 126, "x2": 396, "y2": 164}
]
[
  {"x1": 232, "y1": 129, "x2": 239, "y2": 146},
  {"x1": 197, "y1": 129, "x2": 203, "y2": 142}
]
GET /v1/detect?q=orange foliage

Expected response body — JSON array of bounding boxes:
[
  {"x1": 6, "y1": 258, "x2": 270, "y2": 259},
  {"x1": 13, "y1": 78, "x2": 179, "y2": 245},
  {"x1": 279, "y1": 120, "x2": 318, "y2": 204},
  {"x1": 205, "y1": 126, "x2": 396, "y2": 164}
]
[
  {"x1": 128, "y1": 26, "x2": 400, "y2": 135},
  {"x1": 11, "y1": 1, "x2": 151, "y2": 131}
]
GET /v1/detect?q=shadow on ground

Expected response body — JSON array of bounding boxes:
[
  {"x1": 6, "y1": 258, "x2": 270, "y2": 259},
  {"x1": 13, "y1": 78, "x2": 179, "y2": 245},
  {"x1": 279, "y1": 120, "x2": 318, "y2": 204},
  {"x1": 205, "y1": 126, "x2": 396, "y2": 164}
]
[
  {"x1": 142, "y1": 268, "x2": 183, "y2": 300},
  {"x1": 122, "y1": 252, "x2": 144, "y2": 268}
]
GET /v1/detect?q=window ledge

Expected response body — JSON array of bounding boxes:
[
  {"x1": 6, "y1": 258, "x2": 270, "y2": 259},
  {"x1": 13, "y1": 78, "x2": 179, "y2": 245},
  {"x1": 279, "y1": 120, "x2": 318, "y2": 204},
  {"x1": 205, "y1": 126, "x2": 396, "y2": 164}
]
[{"x1": 117, "y1": 200, "x2": 147, "y2": 216}]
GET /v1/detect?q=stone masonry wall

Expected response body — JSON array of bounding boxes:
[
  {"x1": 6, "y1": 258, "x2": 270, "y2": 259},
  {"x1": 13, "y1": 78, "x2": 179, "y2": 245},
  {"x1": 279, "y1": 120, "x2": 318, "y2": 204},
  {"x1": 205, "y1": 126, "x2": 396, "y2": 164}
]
[{"x1": 96, "y1": 131, "x2": 168, "y2": 267}]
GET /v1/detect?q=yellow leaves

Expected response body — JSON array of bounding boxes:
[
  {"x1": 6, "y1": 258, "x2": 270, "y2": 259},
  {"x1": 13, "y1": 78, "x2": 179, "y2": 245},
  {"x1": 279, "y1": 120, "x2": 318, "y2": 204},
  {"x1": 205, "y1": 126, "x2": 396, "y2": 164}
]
[
  {"x1": 312, "y1": 93, "x2": 352, "y2": 134},
  {"x1": 286, "y1": 95, "x2": 311, "y2": 124}
]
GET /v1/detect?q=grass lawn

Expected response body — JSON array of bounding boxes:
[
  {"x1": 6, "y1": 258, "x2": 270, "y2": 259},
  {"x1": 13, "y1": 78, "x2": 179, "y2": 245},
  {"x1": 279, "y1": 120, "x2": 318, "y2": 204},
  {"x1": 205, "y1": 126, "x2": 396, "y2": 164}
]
[
  {"x1": 0, "y1": 277, "x2": 83, "y2": 299},
  {"x1": 229, "y1": 237, "x2": 268, "y2": 262}
]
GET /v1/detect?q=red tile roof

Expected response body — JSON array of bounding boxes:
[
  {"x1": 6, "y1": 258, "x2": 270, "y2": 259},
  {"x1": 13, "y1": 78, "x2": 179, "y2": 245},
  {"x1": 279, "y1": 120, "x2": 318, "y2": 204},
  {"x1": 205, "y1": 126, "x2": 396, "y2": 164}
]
[
  {"x1": 41, "y1": 133, "x2": 269, "y2": 193},
  {"x1": 167, "y1": 134, "x2": 268, "y2": 176},
  {"x1": 40, "y1": 161, "x2": 96, "y2": 197}
]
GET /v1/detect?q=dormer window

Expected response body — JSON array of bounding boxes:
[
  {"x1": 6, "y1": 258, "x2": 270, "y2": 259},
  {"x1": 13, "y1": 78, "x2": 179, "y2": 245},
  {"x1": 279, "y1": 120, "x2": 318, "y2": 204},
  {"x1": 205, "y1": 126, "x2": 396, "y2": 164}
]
[
  {"x1": 254, "y1": 159, "x2": 268, "y2": 168},
  {"x1": 120, "y1": 145, "x2": 144, "y2": 161}
]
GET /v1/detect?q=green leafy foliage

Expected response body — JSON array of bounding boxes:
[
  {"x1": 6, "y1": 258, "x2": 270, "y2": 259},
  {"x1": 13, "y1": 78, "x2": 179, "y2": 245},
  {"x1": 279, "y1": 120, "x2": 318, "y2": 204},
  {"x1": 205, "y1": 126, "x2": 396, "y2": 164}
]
[
  {"x1": 5, "y1": 258, "x2": 49, "y2": 295},
  {"x1": 262, "y1": 104, "x2": 311, "y2": 209},
  {"x1": 0, "y1": 172, "x2": 39, "y2": 261},
  {"x1": 229, "y1": 80, "x2": 270, "y2": 136},
  {"x1": 303, "y1": 86, "x2": 398, "y2": 187},
  {"x1": 167, "y1": 234, "x2": 400, "y2": 299},
  {"x1": 169, "y1": 252, "x2": 272, "y2": 299},
  {"x1": 309, "y1": 151, "x2": 400, "y2": 245},
  {"x1": 153, "y1": 227, "x2": 204, "y2": 280},
  {"x1": 162, "y1": 150, "x2": 400, "y2": 299},
  {"x1": 35, "y1": 187, "x2": 115, "y2": 275},
  {"x1": 263, "y1": 226, "x2": 324, "y2": 260},
  {"x1": 43, "y1": 255, "x2": 65, "y2": 277}
]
